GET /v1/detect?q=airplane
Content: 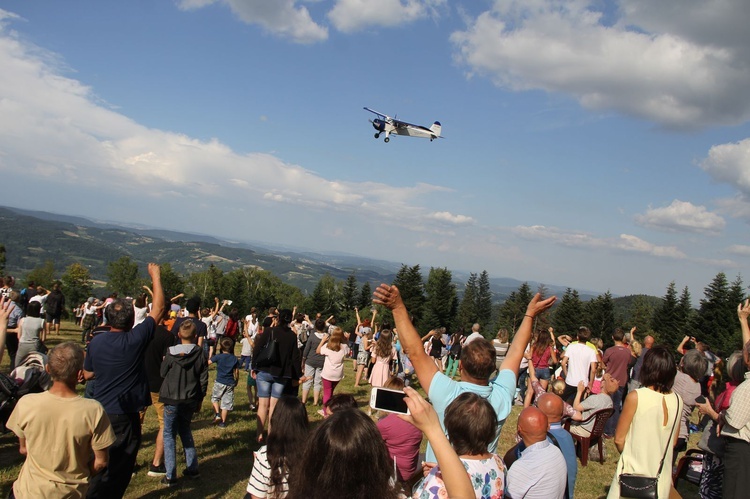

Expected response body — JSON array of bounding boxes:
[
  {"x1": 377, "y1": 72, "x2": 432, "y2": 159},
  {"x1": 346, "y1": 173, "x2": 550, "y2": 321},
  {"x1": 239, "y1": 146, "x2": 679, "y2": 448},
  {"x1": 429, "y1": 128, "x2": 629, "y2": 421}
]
[{"x1": 364, "y1": 107, "x2": 443, "y2": 143}]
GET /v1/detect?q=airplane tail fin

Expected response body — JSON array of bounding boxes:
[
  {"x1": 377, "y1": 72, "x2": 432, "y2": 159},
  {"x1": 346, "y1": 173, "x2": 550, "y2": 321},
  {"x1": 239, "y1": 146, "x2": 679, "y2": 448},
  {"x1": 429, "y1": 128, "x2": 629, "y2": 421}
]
[{"x1": 430, "y1": 121, "x2": 442, "y2": 137}]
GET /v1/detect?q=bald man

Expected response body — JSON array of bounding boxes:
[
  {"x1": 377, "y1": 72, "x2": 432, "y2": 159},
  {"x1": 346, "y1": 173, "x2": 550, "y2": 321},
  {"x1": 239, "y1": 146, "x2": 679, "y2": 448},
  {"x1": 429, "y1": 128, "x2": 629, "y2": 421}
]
[
  {"x1": 537, "y1": 394, "x2": 577, "y2": 499},
  {"x1": 506, "y1": 407, "x2": 567, "y2": 499}
]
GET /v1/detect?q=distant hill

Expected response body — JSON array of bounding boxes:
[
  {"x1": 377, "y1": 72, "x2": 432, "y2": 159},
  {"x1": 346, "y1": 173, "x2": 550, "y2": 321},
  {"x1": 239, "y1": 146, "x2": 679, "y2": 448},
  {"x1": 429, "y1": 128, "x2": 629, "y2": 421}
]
[{"x1": 0, "y1": 206, "x2": 633, "y2": 302}]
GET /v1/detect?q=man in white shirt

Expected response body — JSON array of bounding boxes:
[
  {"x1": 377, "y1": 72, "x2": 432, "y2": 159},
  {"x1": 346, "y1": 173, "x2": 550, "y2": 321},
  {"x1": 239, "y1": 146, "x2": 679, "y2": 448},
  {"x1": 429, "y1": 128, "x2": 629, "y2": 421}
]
[{"x1": 560, "y1": 326, "x2": 598, "y2": 403}]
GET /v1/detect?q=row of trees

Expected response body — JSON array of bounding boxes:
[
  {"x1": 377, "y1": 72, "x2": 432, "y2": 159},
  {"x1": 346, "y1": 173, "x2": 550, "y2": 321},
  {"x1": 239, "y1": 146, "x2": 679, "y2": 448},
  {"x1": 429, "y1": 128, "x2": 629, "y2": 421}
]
[{"x1": 7, "y1": 256, "x2": 747, "y2": 354}]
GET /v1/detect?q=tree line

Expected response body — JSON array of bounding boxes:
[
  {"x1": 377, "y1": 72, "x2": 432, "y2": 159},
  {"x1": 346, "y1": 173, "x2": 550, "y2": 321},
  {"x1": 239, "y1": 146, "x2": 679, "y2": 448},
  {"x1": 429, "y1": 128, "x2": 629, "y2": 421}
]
[{"x1": 4, "y1": 254, "x2": 746, "y2": 355}]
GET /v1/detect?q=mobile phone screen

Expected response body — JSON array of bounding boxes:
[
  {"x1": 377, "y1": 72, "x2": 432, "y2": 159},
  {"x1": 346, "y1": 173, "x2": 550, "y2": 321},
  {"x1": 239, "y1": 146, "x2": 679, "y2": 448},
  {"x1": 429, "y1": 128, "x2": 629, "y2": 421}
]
[{"x1": 373, "y1": 389, "x2": 408, "y2": 414}]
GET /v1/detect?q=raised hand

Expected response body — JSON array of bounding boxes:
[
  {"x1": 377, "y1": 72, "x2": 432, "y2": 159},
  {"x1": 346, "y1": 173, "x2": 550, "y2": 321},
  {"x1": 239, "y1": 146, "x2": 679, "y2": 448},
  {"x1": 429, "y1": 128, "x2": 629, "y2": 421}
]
[
  {"x1": 525, "y1": 293, "x2": 557, "y2": 318},
  {"x1": 372, "y1": 284, "x2": 405, "y2": 311}
]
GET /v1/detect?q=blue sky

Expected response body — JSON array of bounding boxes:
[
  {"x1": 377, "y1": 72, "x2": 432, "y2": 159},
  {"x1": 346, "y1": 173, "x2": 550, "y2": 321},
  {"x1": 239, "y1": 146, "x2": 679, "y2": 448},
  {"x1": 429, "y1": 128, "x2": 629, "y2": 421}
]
[{"x1": 1, "y1": 0, "x2": 748, "y2": 300}]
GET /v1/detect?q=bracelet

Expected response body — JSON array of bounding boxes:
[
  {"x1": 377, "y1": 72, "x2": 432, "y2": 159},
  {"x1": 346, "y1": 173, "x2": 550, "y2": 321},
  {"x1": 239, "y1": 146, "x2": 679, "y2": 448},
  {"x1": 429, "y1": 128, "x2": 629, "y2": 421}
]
[{"x1": 524, "y1": 314, "x2": 534, "y2": 319}]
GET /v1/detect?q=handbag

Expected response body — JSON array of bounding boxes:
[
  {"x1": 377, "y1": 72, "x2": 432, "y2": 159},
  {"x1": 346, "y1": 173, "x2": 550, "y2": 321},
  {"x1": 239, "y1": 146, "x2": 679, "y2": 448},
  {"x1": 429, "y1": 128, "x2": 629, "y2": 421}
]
[
  {"x1": 253, "y1": 330, "x2": 279, "y2": 368},
  {"x1": 697, "y1": 420, "x2": 725, "y2": 457},
  {"x1": 618, "y1": 393, "x2": 679, "y2": 499}
]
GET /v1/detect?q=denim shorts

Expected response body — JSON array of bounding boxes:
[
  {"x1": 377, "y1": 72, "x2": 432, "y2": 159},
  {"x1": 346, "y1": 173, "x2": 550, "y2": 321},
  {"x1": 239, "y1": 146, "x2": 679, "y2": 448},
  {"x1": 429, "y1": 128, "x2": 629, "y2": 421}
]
[
  {"x1": 255, "y1": 370, "x2": 287, "y2": 399},
  {"x1": 535, "y1": 367, "x2": 552, "y2": 381}
]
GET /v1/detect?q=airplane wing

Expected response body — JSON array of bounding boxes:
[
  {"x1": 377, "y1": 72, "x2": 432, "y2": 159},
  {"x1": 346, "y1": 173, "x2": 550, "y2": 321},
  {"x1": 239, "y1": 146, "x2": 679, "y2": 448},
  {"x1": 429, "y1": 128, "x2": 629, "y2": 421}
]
[{"x1": 363, "y1": 107, "x2": 389, "y2": 119}]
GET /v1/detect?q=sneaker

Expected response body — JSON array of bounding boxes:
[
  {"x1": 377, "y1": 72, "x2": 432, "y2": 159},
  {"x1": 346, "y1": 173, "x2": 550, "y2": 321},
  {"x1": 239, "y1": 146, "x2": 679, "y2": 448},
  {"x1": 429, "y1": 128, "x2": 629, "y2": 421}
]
[
  {"x1": 213, "y1": 413, "x2": 221, "y2": 422},
  {"x1": 147, "y1": 463, "x2": 166, "y2": 477},
  {"x1": 183, "y1": 468, "x2": 200, "y2": 479},
  {"x1": 161, "y1": 476, "x2": 177, "y2": 487},
  {"x1": 249, "y1": 404, "x2": 257, "y2": 411},
  {"x1": 217, "y1": 421, "x2": 227, "y2": 429}
]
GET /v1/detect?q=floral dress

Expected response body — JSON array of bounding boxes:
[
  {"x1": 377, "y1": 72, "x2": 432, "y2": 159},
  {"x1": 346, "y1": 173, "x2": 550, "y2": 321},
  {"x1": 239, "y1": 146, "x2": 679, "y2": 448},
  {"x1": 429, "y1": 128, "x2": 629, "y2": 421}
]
[{"x1": 412, "y1": 454, "x2": 505, "y2": 499}]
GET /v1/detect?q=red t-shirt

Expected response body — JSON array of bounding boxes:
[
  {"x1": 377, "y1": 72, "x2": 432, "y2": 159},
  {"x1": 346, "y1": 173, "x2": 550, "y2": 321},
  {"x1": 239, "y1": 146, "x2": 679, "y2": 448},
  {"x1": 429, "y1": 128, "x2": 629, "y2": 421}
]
[
  {"x1": 532, "y1": 347, "x2": 553, "y2": 369},
  {"x1": 603, "y1": 345, "x2": 631, "y2": 387},
  {"x1": 377, "y1": 413, "x2": 423, "y2": 482}
]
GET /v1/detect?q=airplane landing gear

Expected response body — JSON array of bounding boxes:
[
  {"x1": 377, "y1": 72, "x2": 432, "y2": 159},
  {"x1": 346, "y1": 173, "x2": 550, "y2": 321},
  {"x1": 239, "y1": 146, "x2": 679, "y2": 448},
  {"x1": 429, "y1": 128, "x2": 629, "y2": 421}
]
[
  {"x1": 384, "y1": 137, "x2": 390, "y2": 143},
  {"x1": 374, "y1": 133, "x2": 380, "y2": 139}
]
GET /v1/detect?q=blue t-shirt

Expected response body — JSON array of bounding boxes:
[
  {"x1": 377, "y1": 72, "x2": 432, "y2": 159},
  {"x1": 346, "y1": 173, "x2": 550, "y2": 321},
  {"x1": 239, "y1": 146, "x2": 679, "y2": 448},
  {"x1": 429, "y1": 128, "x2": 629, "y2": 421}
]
[
  {"x1": 549, "y1": 423, "x2": 577, "y2": 499},
  {"x1": 211, "y1": 353, "x2": 240, "y2": 386},
  {"x1": 425, "y1": 369, "x2": 516, "y2": 462},
  {"x1": 83, "y1": 316, "x2": 156, "y2": 414}
]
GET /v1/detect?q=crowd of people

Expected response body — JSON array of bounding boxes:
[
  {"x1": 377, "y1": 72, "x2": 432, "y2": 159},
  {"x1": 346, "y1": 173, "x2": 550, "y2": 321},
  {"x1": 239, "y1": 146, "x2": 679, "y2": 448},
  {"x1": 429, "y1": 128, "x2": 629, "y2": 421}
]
[{"x1": 0, "y1": 266, "x2": 748, "y2": 498}]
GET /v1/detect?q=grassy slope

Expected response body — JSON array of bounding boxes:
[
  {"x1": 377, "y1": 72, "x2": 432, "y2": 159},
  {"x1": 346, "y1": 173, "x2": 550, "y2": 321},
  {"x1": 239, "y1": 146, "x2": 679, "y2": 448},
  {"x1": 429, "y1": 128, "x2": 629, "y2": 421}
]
[{"x1": 0, "y1": 322, "x2": 700, "y2": 498}]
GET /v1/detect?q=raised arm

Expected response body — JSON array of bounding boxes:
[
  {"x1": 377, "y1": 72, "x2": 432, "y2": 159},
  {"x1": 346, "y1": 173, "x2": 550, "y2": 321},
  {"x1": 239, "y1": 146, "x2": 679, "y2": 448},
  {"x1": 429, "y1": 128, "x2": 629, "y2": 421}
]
[
  {"x1": 739, "y1": 299, "x2": 750, "y2": 347},
  {"x1": 142, "y1": 285, "x2": 154, "y2": 297},
  {"x1": 500, "y1": 293, "x2": 557, "y2": 377},
  {"x1": 355, "y1": 306, "x2": 362, "y2": 326},
  {"x1": 677, "y1": 335, "x2": 690, "y2": 355},
  {"x1": 373, "y1": 284, "x2": 439, "y2": 392},
  {"x1": 399, "y1": 387, "x2": 474, "y2": 499},
  {"x1": 147, "y1": 263, "x2": 165, "y2": 322}
]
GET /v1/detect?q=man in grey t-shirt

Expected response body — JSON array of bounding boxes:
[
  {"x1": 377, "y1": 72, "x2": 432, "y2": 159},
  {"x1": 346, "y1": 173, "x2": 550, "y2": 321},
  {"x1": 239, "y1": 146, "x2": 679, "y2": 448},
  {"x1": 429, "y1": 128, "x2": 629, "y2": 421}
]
[{"x1": 569, "y1": 373, "x2": 617, "y2": 436}]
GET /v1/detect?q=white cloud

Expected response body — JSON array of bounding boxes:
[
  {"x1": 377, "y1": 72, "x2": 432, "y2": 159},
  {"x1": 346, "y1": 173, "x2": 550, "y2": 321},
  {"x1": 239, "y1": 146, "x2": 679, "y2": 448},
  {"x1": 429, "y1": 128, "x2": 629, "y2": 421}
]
[
  {"x1": 176, "y1": 0, "x2": 328, "y2": 44},
  {"x1": 0, "y1": 14, "x2": 472, "y2": 235},
  {"x1": 634, "y1": 200, "x2": 726, "y2": 234},
  {"x1": 701, "y1": 138, "x2": 750, "y2": 196},
  {"x1": 426, "y1": 211, "x2": 475, "y2": 225},
  {"x1": 728, "y1": 245, "x2": 750, "y2": 256},
  {"x1": 513, "y1": 225, "x2": 686, "y2": 259},
  {"x1": 328, "y1": 0, "x2": 445, "y2": 32},
  {"x1": 450, "y1": 0, "x2": 750, "y2": 128}
]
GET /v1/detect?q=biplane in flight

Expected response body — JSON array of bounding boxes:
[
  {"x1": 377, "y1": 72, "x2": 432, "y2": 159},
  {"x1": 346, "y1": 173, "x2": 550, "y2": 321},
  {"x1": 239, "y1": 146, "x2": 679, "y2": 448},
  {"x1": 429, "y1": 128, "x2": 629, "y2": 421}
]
[{"x1": 364, "y1": 107, "x2": 443, "y2": 143}]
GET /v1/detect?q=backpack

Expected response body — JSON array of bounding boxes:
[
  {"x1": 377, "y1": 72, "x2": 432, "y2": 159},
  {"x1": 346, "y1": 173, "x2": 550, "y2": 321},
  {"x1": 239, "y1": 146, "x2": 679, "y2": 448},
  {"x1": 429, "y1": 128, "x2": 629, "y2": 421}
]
[{"x1": 0, "y1": 353, "x2": 51, "y2": 433}]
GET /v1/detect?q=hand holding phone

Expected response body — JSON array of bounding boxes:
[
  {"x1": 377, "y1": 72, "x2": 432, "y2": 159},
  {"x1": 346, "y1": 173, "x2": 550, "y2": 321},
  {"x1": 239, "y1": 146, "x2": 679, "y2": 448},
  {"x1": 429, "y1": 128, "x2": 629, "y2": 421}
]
[
  {"x1": 370, "y1": 387, "x2": 409, "y2": 415},
  {"x1": 695, "y1": 396, "x2": 706, "y2": 404}
]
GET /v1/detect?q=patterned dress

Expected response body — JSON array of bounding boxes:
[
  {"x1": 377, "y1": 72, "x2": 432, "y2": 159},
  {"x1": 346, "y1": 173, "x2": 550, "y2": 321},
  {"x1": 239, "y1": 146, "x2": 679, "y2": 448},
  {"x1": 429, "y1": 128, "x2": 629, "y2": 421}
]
[{"x1": 412, "y1": 454, "x2": 505, "y2": 499}]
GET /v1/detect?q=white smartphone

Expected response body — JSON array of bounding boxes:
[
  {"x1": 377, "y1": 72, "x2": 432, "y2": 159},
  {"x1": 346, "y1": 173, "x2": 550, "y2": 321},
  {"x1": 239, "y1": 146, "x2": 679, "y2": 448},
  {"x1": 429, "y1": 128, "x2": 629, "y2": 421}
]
[{"x1": 370, "y1": 387, "x2": 410, "y2": 415}]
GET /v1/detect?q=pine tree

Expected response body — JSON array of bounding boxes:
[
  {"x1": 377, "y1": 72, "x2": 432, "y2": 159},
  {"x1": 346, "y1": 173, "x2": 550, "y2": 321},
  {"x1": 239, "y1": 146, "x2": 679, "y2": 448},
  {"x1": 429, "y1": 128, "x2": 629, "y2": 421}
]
[
  {"x1": 676, "y1": 286, "x2": 695, "y2": 342},
  {"x1": 422, "y1": 268, "x2": 458, "y2": 333},
  {"x1": 393, "y1": 264, "x2": 425, "y2": 325},
  {"x1": 695, "y1": 272, "x2": 734, "y2": 355},
  {"x1": 306, "y1": 274, "x2": 341, "y2": 316},
  {"x1": 629, "y1": 295, "x2": 655, "y2": 336},
  {"x1": 476, "y1": 271, "x2": 493, "y2": 332},
  {"x1": 651, "y1": 282, "x2": 679, "y2": 345},
  {"x1": 341, "y1": 272, "x2": 358, "y2": 311},
  {"x1": 496, "y1": 282, "x2": 534, "y2": 337},
  {"x1": 457, "y1": 273, "x2": 478, "y2": 332},
  {"x1": 359, "y1": 281, "x2": 373, "y2": 310},
  {"x1": 553, "y1": 288, "x2": 583, "y2": 336},
  {"x1": 585, "y1": 291, "x2": 615, "y2": 342}
]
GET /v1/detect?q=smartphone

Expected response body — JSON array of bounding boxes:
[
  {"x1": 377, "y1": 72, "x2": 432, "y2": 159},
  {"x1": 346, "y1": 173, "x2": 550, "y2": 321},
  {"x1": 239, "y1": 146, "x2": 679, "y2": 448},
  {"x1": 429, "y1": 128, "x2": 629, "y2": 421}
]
[
  {"x1": 370, "y1": 387, "x2": 410, "y2": 415},
  {"x1": 695, "y1": 396, "x2": 706, "y2": 404}
]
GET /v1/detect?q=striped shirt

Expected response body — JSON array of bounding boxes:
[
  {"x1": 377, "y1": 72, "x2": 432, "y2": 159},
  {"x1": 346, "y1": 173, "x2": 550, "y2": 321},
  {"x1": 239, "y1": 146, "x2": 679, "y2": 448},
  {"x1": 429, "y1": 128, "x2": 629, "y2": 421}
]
[{"x1": 247, "y1": 446, "x2": 289, "y2": 498}]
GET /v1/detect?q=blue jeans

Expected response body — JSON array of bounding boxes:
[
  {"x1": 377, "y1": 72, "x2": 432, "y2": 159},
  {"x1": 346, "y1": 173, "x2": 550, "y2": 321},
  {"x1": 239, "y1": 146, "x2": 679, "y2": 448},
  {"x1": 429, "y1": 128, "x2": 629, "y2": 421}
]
[
  {"x1": 255, "y1": 370, "x2": 287, "y2": 399},
  {"x1": 163, "y1": 402, "x2": 198, "y2": 480},
  {"x1": 603, "y1": 386, "x2": 625, "y2": 436}
]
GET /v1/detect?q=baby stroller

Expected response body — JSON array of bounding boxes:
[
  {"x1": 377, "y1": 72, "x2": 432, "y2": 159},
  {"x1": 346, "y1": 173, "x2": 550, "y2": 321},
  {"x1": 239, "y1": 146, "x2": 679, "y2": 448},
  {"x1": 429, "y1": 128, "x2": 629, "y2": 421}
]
[{"x1": 0, "y1": 352, "x2": 52, "y2": 432}]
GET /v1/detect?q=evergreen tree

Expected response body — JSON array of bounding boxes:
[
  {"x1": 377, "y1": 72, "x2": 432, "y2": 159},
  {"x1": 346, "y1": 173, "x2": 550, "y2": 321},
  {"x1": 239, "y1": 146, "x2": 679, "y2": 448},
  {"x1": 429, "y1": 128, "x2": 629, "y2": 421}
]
[
  {"x1": 61, "y1": 263, "x2": 92, "y2": 309},
  {"x1": 651, "y1": 282, "x2": 679, "y2": 345},
  {"x1": 676, "y1": 286, "x2": 696, "y2": 341},
  {"x1": 186, "y1": 264, "x2": 224, "y2": 306},
  {"x1": 341, "y1": 272, "x2": 358, "y2": 311},
  {"x1": 476, "y1": 271, "x2": 493, "y2": 332},
  {"x1": 496, "y1": 282, "x2": 534, "y2": 337},
  {"x1": 359, "y1": 281, "x2": 373, "y2": 310},
  {"x1": 534, "y1": 283, "x2": 552, "y2": 333},
  {"x1": 306, "y1": 274, "x2": 341, "y2": 316},
  {"x1": 421, "y1": 267, "x2": 457, "y2": 333},
  {"x1": 695, "y1": 272, "x2": 734, "y2": 355},
  {"x1": 553, "y1": 288, "x2": 583, "y2": 336},
  {"x1": 457, "y1": 273, "x2": 478, "y2": 332},
  {"x1": 585, "y1": 291, "x2": 615, "y2": 342},
  {"x1": 629, "y1": 295, "x2": 656, "y2": 337},
  {"x1": 393, "y1": 264, "x2": 425, "y2": 325}
]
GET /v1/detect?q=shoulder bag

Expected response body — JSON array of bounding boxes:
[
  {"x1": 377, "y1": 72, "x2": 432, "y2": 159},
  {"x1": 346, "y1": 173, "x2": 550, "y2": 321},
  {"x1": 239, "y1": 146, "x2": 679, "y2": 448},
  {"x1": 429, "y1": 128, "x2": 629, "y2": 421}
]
[
  {"x1": 618, "y1": 393, "x2": 679, "y2": 499},
  {"x1": 253, "y1": 330, "x2": 279, "y2": 368}
]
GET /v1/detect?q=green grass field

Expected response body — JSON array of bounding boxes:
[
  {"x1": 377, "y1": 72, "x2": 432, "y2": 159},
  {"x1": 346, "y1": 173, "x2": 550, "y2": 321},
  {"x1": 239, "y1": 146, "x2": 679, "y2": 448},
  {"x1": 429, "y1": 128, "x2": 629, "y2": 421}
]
[{"x1": 0, "y1": 322, "x2": 702, "y2": 498}]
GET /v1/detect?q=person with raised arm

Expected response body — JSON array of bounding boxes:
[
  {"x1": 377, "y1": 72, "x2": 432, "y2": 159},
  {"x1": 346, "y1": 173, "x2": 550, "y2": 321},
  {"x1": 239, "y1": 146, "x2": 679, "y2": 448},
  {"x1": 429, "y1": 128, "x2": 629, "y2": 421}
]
[
  {"x1": 373, "y1": 283, "x2": 556, "y2": 465},
  {"x1": 83, "y1": 263, "x2": 164, "y2": 499}
]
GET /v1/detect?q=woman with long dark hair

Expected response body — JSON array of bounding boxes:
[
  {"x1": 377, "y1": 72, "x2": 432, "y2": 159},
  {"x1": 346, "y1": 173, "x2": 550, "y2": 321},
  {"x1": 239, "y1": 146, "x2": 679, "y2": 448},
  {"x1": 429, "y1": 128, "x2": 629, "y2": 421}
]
[
  {"x1": 246, "y1": 396, "x2": 309, "y2": 498},
  {"x1": 252, "y1": 309, "x2": 302, "y2": 441}
]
